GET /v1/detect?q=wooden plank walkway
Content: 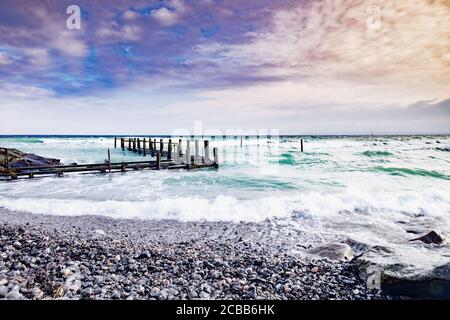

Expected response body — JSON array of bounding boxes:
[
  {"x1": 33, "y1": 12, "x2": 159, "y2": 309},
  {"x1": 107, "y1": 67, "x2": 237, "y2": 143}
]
[{"x1": 0, "y1": 138, "x2": 219, "y2": 180}]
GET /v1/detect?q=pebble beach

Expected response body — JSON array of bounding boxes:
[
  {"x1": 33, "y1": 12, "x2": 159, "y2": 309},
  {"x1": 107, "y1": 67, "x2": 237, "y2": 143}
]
[{"x1": 0, "y1": 208, "x2": 385, "y2": 300}]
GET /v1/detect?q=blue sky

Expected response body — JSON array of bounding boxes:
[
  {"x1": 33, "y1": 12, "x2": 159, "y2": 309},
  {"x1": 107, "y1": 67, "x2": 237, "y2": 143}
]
[{"x1": 0, "y1": 0, "x2": 449, "y2": 134}]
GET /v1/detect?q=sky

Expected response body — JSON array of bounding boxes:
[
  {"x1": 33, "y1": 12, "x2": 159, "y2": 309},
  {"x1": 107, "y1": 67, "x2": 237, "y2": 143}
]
[{"x1": 0, "y1": 0, "x2": 449, "y2": 135}]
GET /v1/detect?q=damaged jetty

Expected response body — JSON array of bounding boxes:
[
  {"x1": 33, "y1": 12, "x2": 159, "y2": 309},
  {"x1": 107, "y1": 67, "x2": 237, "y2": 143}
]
[{"x1": 0, "y1": 138, "x2": 218, "y2": 180}]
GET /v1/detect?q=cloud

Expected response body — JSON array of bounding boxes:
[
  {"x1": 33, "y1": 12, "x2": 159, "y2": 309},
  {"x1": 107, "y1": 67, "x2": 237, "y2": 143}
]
[
  {"x1": 0, "y1": 52, "x2": 13, "y2": 65},
  {"x1": 96, "y1": 23, "x2": 142, "y2": 42},
  {"x1": 193, "y1": 0, "x2": 450, "y2": 103},
  {"x1": 0, "y1": 0, "x2": 448, "y2": 134},
  {"x1": 151, "y1": 7, "x2": 179, "y2": 26}
]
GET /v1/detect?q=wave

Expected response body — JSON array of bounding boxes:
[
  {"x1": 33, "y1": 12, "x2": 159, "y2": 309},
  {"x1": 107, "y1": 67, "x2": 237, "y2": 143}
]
[
  {"x1": 1, "y1": 188, "x2": 449, "y2": 225},
  {"x1": 374, "y1": 166, "x2": 450, "y2": 180},
  {"x1": 0, "y1": 138, "x2": 44, "y2": 144},
  {"x1": 362, "y1": 150, "x2": 393, "y2": 157}
]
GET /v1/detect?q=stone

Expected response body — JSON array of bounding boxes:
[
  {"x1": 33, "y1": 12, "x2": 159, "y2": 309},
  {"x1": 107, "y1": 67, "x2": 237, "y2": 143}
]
[
  {"x1": 199, "y1": 291, "x2": 211, "y2": 299},
  {"x1": 61, "y1": 268, "x2": 72, "y2": 278},
  {"x1": 46, "y1": 262, "x2": 56, "y2": 270},
  {"x1": 307, "y1": 243, "x2": 353, "y2": 261},
  {"x1": 6, "y1": 290, "x2": 24, "y2": 300},
  {"x1": 0, "y1": 286, "x2": 8, "y2": 297},
  {"x1": 409, "y1": 231, "x2": 445, "y2": 245},
  {"x1": 53, "y1": 284, "x2": 65, "y2": 298},
  {"x1": 93, "y1": 229, "x2": 106, "y2": 236},
  {"x1": 31, "y1": 287, "x2": 44, "y2": 299}
]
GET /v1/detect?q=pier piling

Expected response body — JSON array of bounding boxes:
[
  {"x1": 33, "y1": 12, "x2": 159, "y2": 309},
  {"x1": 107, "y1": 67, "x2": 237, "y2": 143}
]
[
  {"x1": 143, "y1": 138, "x2": 147, "y2": 156},
  {"x1": 213, "y1": 147, "x2": 219, "y2": 168},
  {"x1": 107, "y1": 149, "x2": 111, "y2": 173},
  {"x1": 168, "y1": 139, "x2": 172, "y2": 160},
  {"x1": 301, "y1": 139, "x2": 304, "y2": 152},
  {"x1": 186, "y1": 140, "x2": 191, "y2": 165},
  {"x1": 204, "y1": 140, "x2": 210, "y2": 163},
  {"x1": 156, "y1": 152, "x2": 161, "y2": 170},
  {"x1": 195, "y1": 140, "x2": 200, "y2": 164}
]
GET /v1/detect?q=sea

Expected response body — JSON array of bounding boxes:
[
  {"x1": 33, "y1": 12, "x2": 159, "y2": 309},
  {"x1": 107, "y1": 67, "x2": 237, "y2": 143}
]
[{"x1": 1, "y1": 135, "x2": 449, "y2": 272}]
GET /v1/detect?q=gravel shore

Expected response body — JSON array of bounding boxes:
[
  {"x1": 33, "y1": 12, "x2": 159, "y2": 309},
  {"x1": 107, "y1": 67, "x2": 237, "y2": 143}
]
[{"x1": 0, "y1": 209, "x2": 385, "y2": 300}]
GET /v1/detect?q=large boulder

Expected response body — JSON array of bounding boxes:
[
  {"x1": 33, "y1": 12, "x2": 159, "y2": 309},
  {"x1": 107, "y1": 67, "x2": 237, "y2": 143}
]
[
  {"x1": 356, "y1": 246, "x2": 450, "y2": 299},
  {"x1": 381, "y1": 262, "x2": 450, "y2": 299},
  {"x1": 307, "y1": 243, "x2": 353, "y2": 261}
]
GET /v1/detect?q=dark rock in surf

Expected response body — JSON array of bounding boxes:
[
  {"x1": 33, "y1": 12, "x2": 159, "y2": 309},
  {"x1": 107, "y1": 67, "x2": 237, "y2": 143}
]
[
  {"x1": 0, "y1": 148, "x2": 61, "y2": 169},
  {"x1": 409, "y1": 231, "x2": 445, "y2": 245}
]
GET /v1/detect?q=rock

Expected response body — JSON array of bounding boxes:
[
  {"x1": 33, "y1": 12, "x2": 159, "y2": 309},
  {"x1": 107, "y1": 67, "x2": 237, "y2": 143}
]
[
  {"x1": 0, "y1": 286, "x2": 9, "y2": 297},
  {"x1": 93, "y1": 229, "x2": 106, "y2": 236},
  {"x1": 1, "y1": 148, "x2": 61, "y2": 169},
  {"x1": 307, "y1": 243, "x2": 353, "y2": 261},
  {"x1": 46, "y1": 262, "x2": 56, "y2": 270},
  {"x1": 6, "y1": 290, "x2": 24, "y2": 300},
  {"x1": 61, "y1": 268, "x2": 72, "y2": 278},
  {"x1": 381, "y1": 262, "x2": 450, "y2": 299},
  {"x1": 53, "y1": 284, "x2": 65, "y2": 298},
  {"x1": 31, "y1": 287, "x2": 44, "y2": 299},
  {"x1": 310, "y1": 266, "x2": 319, "y2": 273},
  {"x1": 0, "y1": 279, "x2": 7, "y2": 286},
  {"x1": 409, "y1": 231, "x2": 445, "y2": 245},
  {"x1": 199, "y1": 291, "x2": 211, "y2": 299}
]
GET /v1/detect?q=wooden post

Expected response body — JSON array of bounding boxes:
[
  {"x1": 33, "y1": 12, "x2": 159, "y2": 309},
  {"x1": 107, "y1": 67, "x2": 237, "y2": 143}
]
[
  {"x1": 195, "y1": 140, "x2": 200, "y2": 164},
  {"x1": 114, "y1": 137, "x2": 117, "y2": 148},
  {"x1": 204, "y1": 140, "x2": 210, "y2": 163},
  {"x1": 143, "y1": 138, "x2": 147, "y2": 156},
  {"x1": 133, "y1": 138, "x2": 137, "y2": 152},
  {"x1": 301, "y1": 139, "x2": 304, "y2": 152},
  {"x1": 128, "y1": 138, "x2": 131, "y2": 150},
  {"x1": 121, "y1": 138, "x2": 125, "y2": 151},
  {"x1": 185, "y1": 140, "x2": 191, "y2": 165},
  {"x1": 149, "y1": 138, "x2": 154, "y2": 156},
  {"x1": 240, "y1": 136, "x2": 243, "y2": 148},
  {"x1": 178, "y1": 139, "x2": 183, "y2": 156},
  {"x1": 176, "y1": 141, "x2": 181, "y2": 164},
  {"x1": 107, "y1": 149, "x2": 111, "y2": 173},
  {"x1": 153, "y1": 139, "x2": 157, "y2": 154},
  {"x1": 168, "y1": 139, "x2": 172, "y2": 160},
  {"x1": 137, "y1": 138, "x2": 140, "y2": 154},
  {"x1": 160, "y1": 139, "x2": 163, "y2": 154},
  {"x1": 213, "y1": 147, "x2": 219, "y2": 168},
  {"x1": 121, "y1": 162, "x2": 126, "y2": 172},
  {"x1": 156, "y1": 152, "x2": 161, "y2": 170}
]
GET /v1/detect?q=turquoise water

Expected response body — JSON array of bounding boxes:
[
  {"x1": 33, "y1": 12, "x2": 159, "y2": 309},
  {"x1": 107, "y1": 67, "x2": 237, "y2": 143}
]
[{"x1": 0, "y1": 135, "x2": 449, "y2": 268}]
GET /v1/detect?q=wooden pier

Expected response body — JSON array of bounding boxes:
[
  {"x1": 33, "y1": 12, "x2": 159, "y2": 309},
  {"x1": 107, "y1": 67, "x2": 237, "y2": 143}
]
[{"x1": 0, "y1": 138, "x2": 219, "y2": 180}]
